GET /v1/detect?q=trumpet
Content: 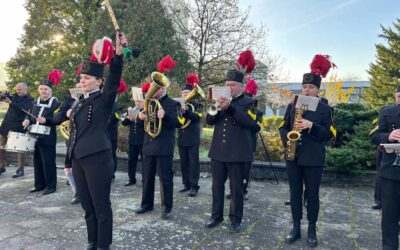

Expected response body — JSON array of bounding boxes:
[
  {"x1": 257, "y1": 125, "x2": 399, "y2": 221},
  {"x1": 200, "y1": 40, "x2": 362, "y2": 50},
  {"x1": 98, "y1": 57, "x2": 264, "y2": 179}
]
[
  {"x1": 143, "y1": 72, "x2": 170, "y2": 138},
  {"x1": 59, "y1": 121, "x2": 70, "y2": 140},
  {"x1": 206, "y1": 86, "x2": 231, "y2": 116}
]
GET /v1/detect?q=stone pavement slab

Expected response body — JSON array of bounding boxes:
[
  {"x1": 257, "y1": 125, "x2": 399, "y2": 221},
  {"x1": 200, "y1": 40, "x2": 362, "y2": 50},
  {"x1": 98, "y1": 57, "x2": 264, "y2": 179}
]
[{"x1": 0, "y1": 167, "x2": 381, "y2": 250}]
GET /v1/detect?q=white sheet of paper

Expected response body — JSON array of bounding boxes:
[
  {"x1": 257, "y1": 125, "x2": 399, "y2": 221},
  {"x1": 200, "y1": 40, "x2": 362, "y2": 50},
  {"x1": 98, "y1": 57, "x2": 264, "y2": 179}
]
[
  {"x1": 209, "y1": 87, "x2": 231, "y2": 101},
  {"x1": 132, "y1": 87, "x2": 143, "y2": 101},
  {"x1": 69, "y1": 88, "x2": 83, "y2": 99},
  {"x1": 380, "y1": 143, "x2": 400, "y2": 153},
  {"x1": 295, "y1": 95, "x2": 320, "y2": 112},
  {"x1": 173, "y1": 97, "x2": 185, "y2": 107}
]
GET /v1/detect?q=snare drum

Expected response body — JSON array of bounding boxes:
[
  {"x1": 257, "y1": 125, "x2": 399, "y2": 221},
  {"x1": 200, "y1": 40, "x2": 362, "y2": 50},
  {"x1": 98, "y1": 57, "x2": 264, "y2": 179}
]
[
  {"x1": 5, "y1": 132, "x2": 36, "y2": 152},
  {"x1": 29, "y1": 124, "x2": 51, "y2": 135}
]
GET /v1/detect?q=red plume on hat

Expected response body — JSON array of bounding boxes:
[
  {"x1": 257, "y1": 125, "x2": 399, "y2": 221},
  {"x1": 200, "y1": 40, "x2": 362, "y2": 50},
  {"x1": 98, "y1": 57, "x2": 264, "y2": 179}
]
[
  {"x1": 186, "y1": 72, "x2": 200, "y2": 87},
  {"x1": 47, "y1": 69, "x2": 63, "y2": 86},
  {"x1": 244, "y1": 77, "x2": 258, "y2": 96},
  {"x1": 91, "y1": 37, "x2": 115, "y2": 65},
  {"x1": 141, "y1": 82, "x2": 151, "y2": 93},
  {"x1": 310, "y1": 54, "x2": 336, "y2": 78},
  {"x1": 118, "y1": 79, "x2": 127, "y2": 94},
  {"x1": 237, "y1": 50, "x2": 256, "y2": 74},
  {"x1": 75, "y1": 64, "x2": 82, "y2": 78},
  {"x1": 157, "y1": 55, "x2": 176, "y2": 73}
]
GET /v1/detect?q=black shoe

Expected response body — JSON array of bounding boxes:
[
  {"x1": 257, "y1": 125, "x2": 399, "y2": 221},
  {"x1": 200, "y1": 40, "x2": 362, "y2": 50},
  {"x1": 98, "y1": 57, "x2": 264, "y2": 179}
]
[
  {"x1": 97, "y1": 247, "x2": 110, "y2": 250},
  {"x1": 371, "y1": 204, "x2": 382, "y2": 210},
  {"x1": 85, "y1": 242, "x2": 97, "y2": 250},
  {"x1": 204, "y1": 218, "x2": 224, "y2": 228},
  {"x1": 230, "y1": 222, "x2": 242, "y2": 233},
  {"x1": 307, "y1": 223, "x2": 318, "y2": 248},
  {"x1": 135, "y1": 207, "x2": 153, "y2": 214},
  {"x1": 285, "y1": 221, "x2": 301, "y2": 244},
  {"x1": 42, "y1": 188, "x2": 56, "y2": 195},
  {"x1": 0, "y1": 167, "x2": 6, "y2": 174},
  {"x1": 12, "y1": 169, "x2": 24, "y2": 178},
  {"x1": 284, "y1": 200, "x2": 291, "y2": 205},
  {"x1": 124, "y1": 180, "x2": 136, "y2": 186},
  {"x1": 179, "y1": 186, "x2": 190, "y2": 193},
  {"x1": 161, "y1": 211, "x2": 172, "y2": 220},
  {"x1": 66, "y1": 180, "x2": 70, "y2": 185},
  {"x1": 188, "y1": 188, "x2": 198, "y2": 197},
  {"x1": 30, "y1": 187, "x2": 45, "y2": 193},
  {"x1": 226, "y1": 193, "x2": 231, "y2": 199},
  {"x1": 71, "y1": 193, "x2": 80, "y2": 204}
]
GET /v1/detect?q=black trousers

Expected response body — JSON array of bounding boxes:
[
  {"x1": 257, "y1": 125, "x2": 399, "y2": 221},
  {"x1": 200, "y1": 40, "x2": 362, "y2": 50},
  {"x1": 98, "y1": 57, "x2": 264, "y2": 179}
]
[
  {"x1": 33, "y1": 144, "x2": 57, "y2": 190},
  {"x1": 242, "y1": 162, "x2": 251, "y2": 194},
  {"x1": 286, "y1": 161, "x2": 323, "y2": 223},
  {"x1": 374, "y1": 150, "x2": 383, "y2": 206},
  {"x1": 111, "y1": 140, "x2": 118, "y2": 173},
  {"x1": 211, "y1": 160, "x2": 245, "y2": 224},
  {"x1": 128, "y1": 144, "x2": 143, "y2": 183},
  {"x1": 178, "y1": 145, "x2": 200, "y2": 190},
  {"x1": 72, "y1": 150, "x2": 114, "y2": 248},
  {"x1": 141, "y1": 154, "x2": 174, "y2": 212},
  {"x1": 381, "y1": 177, "x2": 400, "y2": 250}
]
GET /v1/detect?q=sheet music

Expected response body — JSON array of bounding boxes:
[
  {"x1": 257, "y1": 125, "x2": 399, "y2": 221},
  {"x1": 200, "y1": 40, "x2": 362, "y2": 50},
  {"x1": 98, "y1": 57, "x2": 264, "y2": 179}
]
[
  {"x1": 209, "y1": 87, "x2": 231, "y2": 101},
  {"x1": 132, "y1": 87, "x2": 143, "y2": 101},
  {"x1": 295, "y1": 95, "x2": 320, "y2": 111},
  {"x1": 380, "y1": 143, "x2": 400, "y2": 153},
  {"x1": 69, "y1": 88, "x2": 83, "y2": 100}
]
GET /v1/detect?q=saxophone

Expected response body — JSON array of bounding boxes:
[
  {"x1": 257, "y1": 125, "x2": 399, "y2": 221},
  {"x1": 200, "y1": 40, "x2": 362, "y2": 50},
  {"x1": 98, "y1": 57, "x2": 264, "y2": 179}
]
[{"x1": 285, "y1": 103, "x2": 305, "y2": 161}]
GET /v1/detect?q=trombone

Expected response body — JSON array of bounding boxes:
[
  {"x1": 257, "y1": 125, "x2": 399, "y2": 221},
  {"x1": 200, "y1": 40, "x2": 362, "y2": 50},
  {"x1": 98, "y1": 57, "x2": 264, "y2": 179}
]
[{"x1": 143, "y1": 72, "x2": 170, "y2": 138}]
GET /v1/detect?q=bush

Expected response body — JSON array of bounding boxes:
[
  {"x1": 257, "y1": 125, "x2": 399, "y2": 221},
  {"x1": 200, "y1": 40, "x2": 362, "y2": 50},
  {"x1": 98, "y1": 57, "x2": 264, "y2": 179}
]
[
  {"x1": 255, "y1": 131, "x2": 285, "y2": 162},
  {"x1": 262, "y1": 116, "x2": 283, "y2": 132}
]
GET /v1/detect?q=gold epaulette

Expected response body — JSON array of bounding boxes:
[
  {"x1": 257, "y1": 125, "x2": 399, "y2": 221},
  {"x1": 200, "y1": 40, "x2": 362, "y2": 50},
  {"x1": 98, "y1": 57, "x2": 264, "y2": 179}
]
[
  {"x1": 330, "y1": 125, "x2": 337, "y2": 137},
  {"x1": 370, "y1": 125, "x2": 379, "y2": 135},
  {"x1": 54, "y1": 108, "x2": 60, "y2": 113},
  {"x1": 178, "y1": 116, "x2": 186, "y2": 125},
  {"x1": 115, "y1": 112, "x2": 120, "y2": 119},
  {"x1": 247, "y1": 110, "x2": 257, "y2": 120},
  {"x1": 372, "y1": 118, "x2": 378, "y2": 125},
  {"x1": 278, "y1": 120, "x2": 285, "y2": 128},
  {"x1": 195, "y1": 112, "x2": 203, "y2": 117}
]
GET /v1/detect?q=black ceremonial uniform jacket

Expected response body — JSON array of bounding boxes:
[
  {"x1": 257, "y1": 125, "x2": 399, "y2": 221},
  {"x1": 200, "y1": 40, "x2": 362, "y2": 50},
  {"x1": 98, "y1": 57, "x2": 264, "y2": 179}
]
[
  {"x1": 68, "y1": 55, "x2": 123, "y2": 159},
  {"x1": 177, "y1": 101, "x2": 202, "y2": 147},
  {"x1": 370, "y1": 104, "x2": 400, "y2": 181},
  {"x1": 142, "y1": 94, "x2": 181, "y2": 156},
  {"x1": 121, "y1": 113, "x2": 145, "y2": 145},
  {"x1": 107, "y1": 103, "x2": 120, "y2": 144},
  {"x1": 26, "y1": 97, "x2": 60, "y2": 146},
  {"x1": 0, "y1": 93, "x2": 33, "y2": 136},
  {"x1": 207, "y1": 94, "x2": 259, "y2": 163},
  {"x1": 279, "y1": 101, "x2": 334, "y2": 166}
]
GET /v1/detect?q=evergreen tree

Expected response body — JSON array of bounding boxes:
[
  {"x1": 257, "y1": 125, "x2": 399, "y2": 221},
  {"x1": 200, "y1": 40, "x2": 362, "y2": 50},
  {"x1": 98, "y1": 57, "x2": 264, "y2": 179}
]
[
  {"x1": 363, "y1": 19, "x2": 400, "y2": 108},
  {"x1": 6, "y1": 0, "x2": 191, "y2": 105}
]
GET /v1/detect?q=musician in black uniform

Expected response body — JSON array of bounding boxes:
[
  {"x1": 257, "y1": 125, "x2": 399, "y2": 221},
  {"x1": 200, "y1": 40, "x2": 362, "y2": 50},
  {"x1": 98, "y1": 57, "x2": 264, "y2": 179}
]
[
  {"x1": 0, "y1": 83, "x2": 33, "y2": 177},
  {"x1": 67, "y1": 32, "x2": 125, "y2": 250},
  {"x1": 204, "y1": 69, "x2": 259, "y2": 233},
  {"x1": 371, "y1": 116, "x2": 383, "y2": 210},
  {"x1": 121, "y1": 83, "x2": 148, "y2": 186},
  {"x1": 279, "y1": 71, "x2": 335, "y2": 248},
  {"x1": 135, "y1": 83, "x2": 181, "y2": 220},
  {"x1": 38, "y1": 79, "x2": 82, "y2": 204},
  {"x1": 178, "y1": 78, "x2": 203, "y2": 197},
  {"x1": 370, "y1": 84, "x2": 400, "y2": 250},
  {"x1": 22, "y1": 80, "x2": 60, "y2": 195}
]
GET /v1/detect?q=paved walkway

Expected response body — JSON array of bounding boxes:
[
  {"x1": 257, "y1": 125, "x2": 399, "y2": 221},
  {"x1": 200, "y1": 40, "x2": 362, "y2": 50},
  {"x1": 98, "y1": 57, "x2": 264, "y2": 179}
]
[{"x1": 0, "y1": 167, "x2": 381, "y2": 250}]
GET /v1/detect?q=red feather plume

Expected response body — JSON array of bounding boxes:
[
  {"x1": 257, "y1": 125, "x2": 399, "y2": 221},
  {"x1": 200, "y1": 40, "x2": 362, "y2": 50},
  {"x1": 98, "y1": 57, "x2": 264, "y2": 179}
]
[
  {"x1": 91, "y1": 37, "x2": 114, "y2": 65},
  {"x1": 75, "y1": 64, "x2": 82, "y2": 78},
  {"x1": 118, "y1": 79, "x2": 127, "y2": 94},
  {"x1": 47, "y1": 69, "x2": 63, "y2": 86},
  {"x1": 237, "y1": 50, "x2": 255, "y2": 74},
  {"x1": 244, "y1": 77, "x2": 258, "y2": 96},
  {"x1": 310, "y1": 54, "x2": 336, "y2": 77},
  {"x1": 186, "y1": 72, "x2": 200, "y2": 87},
  {"x1": 141, "y1": 82, "x2": 151, "y2": 93},
  {"x1": 157, "y1": 55, "x2": 176, "y2": 73}
]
